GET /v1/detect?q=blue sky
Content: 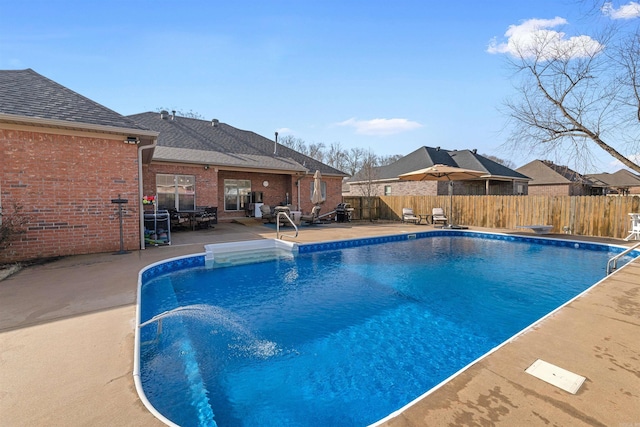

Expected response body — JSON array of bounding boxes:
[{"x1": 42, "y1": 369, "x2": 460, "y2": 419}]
[{"x1": 1, "y1": 0, "x2": 636, "y2": 172}]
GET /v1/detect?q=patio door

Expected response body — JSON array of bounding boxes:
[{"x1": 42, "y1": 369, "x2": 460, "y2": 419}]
[
  {"x1": 156, "y1": 174, "x2": 196, "y2": 211},
  {"x1": 224, "y1": 179, "x2": 251, "y2": 211}
]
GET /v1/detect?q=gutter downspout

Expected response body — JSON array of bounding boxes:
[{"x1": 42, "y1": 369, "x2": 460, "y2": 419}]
[
  {"x1": 296, "y1": 170, "x2": 310, "y2": 212},
  {"x1": 138, "y1": 139, "x2": 158, "y2": 250},
  {"x1": 296, "y1": 175, "x2": 303, "y2": 211}
]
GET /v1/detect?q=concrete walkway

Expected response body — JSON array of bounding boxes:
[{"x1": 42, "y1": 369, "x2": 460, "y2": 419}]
[{"x1": 0, "y1": 221, "x2": 639, "y2": 426}]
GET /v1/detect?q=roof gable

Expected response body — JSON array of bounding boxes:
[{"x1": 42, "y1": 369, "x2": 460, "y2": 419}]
[
  {"x1": 586, "y1": 169, "x2": 640, "y2": 187},
  {"x1": 449, "y1": 150, "x2": 529, "y2": 179},
  {"x1": 516, "y1": 160, "x2": 587, "y2": 185},
  {"x1": 353, "y1": 146, "x2": 528, "y2": 182},
  {"x1": 0, "y1": 69, "x2": 150, "y2": 132}
]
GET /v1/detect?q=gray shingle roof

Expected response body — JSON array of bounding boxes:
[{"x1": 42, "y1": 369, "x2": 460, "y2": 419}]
[
  {"x1": 516, "y1": 160, "x2": 589, "y2": 185},
  {"x1": 0, "y1": 68, "x2": 151, "y2": 132},
  {"x1": 129, "y1": 112, "x2": 348, "y2": 176},
  {"x1": 586, "y1": 169, "x2": 640, "y2": 187},
  {"x1": 153, "y1": 146, "x2": 310, "y2": 172},
  {"x1": 351, "y1": 146, "x2": 529, "y2": 182}
]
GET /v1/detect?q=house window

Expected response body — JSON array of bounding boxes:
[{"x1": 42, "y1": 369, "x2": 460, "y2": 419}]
[
  {"x1": 224, "y1": 179, "x2": 251, "y2": 211},
  {"x1": 384, "y1": 185, "x2": 391, "y2": 196},
  {"x1": 516, "y1": 183, "x2": 524, "y2": 195},
  {"x1": 156, "y1": 174, "x2": 195, "y2": 211},
  {"x1": 310, "y1": 181, "x2": 327, "y2": 201}
]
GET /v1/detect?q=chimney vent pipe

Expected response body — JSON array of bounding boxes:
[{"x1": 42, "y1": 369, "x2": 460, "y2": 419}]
[{"x1": 274, "y1": 131, "x2": 278, "y2": 155}]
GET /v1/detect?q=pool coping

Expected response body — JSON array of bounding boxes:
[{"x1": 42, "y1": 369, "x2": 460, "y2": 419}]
[
  {"x1": 2, "y1": 221, "x2": 639, "y2": 426},
  {"x1": 134, "y1": 230, "x2": 639, "y2": 426}
]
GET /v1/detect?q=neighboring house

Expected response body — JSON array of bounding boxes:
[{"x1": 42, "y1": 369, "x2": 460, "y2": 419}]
[
  {"x1": 0, "y1": 69, "x2": 347, "y2": 263},
  {"x1": 128, "y1": 112, "x2": 347, "y2": 222},
  {"x1": 1, "y1": 69, "x2": 158, "y2": 262},
  {"x1": 585, "y1": 169, "x2": 640, "y2": 195},
  {"x1": 347, "y1": 146, "x2": 530, "y2": 196},
  {"x1": 516, "y1": 160, "x2": 596, "y2": 196}
]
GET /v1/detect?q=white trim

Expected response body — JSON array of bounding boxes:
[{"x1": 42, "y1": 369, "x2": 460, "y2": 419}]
[{"x1": 0, "y1": 112, "x2": 158, "y2": 138}]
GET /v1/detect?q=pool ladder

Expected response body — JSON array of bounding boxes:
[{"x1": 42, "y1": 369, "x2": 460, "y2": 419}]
[
  {"x1": 606, "y1": 241, "x2": 640, "y2": 275},
  {"x1": 276, "y1": 211, "x2": 298, "y2": 240}
]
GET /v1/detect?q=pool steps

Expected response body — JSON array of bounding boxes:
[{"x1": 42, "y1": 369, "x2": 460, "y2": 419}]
[{"x1": 204, "y1": 239, "x2": 298, "y2": 268}]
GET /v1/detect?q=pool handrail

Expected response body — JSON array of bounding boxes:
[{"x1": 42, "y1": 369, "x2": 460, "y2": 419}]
[
  {"x1": 606, "y1": 240, "x2": 640, "y2": 275},
  {"x1": 276, "y1": 211, "x2": 298, "y2": 240}
]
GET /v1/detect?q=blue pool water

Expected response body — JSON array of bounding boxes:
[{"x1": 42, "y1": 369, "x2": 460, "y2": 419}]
[{"x1": 137, "y1": 232, "x2": 636, "y2": 427}]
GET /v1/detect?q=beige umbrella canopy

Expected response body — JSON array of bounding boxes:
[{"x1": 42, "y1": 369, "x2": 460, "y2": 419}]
[
  {"x1": 399, "y1": 164, "x2": 485, "y2": 228},
  {"x1": 398, "y1": 164, "x2": 486, "y2": 182},
  {"x1": 311, "y1": 170, "x2": 325, "y2": 205}
]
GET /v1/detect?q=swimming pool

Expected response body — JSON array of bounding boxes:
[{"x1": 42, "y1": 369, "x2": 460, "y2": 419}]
[{"x1": 134, "y1": 231, "x2": 638, "y2": 427}]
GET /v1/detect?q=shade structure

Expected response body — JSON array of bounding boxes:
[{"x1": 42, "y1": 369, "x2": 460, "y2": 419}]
[
  {"x1": 398, "y1": 164, "x2": 485, "y2": 228},
  {"x1": 311, "y1": 170, "x2": 325, "y2": 205}
]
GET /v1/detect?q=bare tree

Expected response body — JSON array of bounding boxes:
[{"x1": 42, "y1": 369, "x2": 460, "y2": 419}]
[
  {"x1": 0, "y1": 203, "x2": 29, "y2": 252},
  {"x1": 355, "y1": 150, "x2": 380, "y2": 221},
  {"x1": 378, "y1": 154, "x2": 404, "y2": 166},
  {"x1": 326, "y1": 142, "x2": 348, "y2": 172},
  {"x1": 156, "y1": 108, "x2": 205, "y2": 119},
  {"x1": 482, "y1": 154, "x2": 516, "y2": 169},
  {"x1": 343, "y1": 147, "x2": 365, "y2": 176},
  {"x1": 307, "y1": 142, "x2": 326, "y2": 163},
  {"x1": 491, "y1": 10, "x2": 640, "y2": 173},
  {"x1": 277, "y1": 135, "x2": 307, "y2": 154}
]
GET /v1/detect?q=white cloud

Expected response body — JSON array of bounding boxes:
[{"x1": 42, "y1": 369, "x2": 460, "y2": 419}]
[
  {"x1": 276, "y1": 127, "x2": 294, "y2": 135},
  {"x1": 336, "y1": 117, "x2": 422, "y2": 136},
  {"x1": 602, "y1": 2, "x2": 640, "y2": 19},
  {"x1": 487, "y1": 17, "x2": 603, "y2": 60},
  {"x1": 602, "y1": 153, "x2": 640, "y2": 173}
]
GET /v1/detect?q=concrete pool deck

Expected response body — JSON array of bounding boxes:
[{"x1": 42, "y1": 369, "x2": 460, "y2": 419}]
[{"x1": 0, "y1": 221, "x2": 639, "y2": 426}]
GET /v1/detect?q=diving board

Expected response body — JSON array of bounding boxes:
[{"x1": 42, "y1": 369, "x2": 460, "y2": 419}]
[{"x1": 517, "y1": 225, "x2": 553, "y2": 234}]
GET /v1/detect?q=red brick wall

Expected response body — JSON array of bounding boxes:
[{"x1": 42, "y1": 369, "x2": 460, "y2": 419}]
[
  {"x1": 1, "y1": 128, "x2": 141, "y2": 263},
  {"x1": 142, "y1": 166, "x2": 345, "y2": 220},
  {"x1": 143, "y1": 163, "x2": 219, "y2": 209},
  {"x1": 349, "y1": 180, "x2": 525, "y2": 197},
  {"x1": 349, "y1": 181, "x2": 439, "y2": 196},
  {"x1": 527, "y1": 184, "x2": 571, "y2": 196},
  {"x1": 293, "y1": 175, "x2": 343, "y2": 214}
]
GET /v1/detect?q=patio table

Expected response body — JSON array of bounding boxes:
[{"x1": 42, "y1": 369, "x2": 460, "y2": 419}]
[{"x1": 418, "y1": 213, "x2": 432, "y2": 224}]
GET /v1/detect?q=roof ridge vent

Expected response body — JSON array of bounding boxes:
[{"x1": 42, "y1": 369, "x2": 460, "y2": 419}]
[
  {"x1": 160, "y1": 110, "x2": 169, "y2": 119},
  {"x1": 212, "y1": 119, "x2": 219, "y2": 127}
]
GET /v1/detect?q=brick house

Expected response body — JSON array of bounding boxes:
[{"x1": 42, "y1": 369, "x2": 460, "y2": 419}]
[
  {"x1": 516, "y1": 160, "x2": 595, "y2": 196},
  {"x1": 0, "y1": 69, "x2": 158, "y2": 262},
  {"x1": 347, "y1": 146, "x2": 529, "y2": 196},
  {"x1": 586, "y1": 169, "x2": 640, "y2": 195},
  {"x1": 1, "y1": 69, "x2": 347, "y2": 263},
  {"x1": 128, "y1": 112, "x2": 346, "y2": 224}
]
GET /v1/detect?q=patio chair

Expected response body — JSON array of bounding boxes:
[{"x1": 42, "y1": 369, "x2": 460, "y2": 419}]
[
  {"x1": 624, "y1": 213, "x2": 640, "y2": 241},
  {"x1": 402, "y1": 208, "x2": 420, "y2": 225},
  {"x1": 432, "y1": 207, "x2": 448, "y2": 226},
  {"x1": 260, "y1": 204, "x2": 275, "y2": 223},
  {"x1": 301, "y1": 205, "x2": 322, "y2": 224}
]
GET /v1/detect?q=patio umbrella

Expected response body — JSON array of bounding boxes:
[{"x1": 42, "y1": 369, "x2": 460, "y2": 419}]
[
  {"x1": 311, "y1": 170, "x2": 325, "y2": 205},
  {"x1": 398, "y1": 164, "x2": 485, "y2": 228}
]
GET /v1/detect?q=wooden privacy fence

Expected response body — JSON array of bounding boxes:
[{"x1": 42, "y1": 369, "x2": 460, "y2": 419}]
[{"x1": 343, "y1": 195, "x2": 640, "y2": 239}]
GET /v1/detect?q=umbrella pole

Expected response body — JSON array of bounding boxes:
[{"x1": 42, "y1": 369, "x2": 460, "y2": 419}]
[{"x1": 447, "y1": 180, "x2": 453, "y2": 228}]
